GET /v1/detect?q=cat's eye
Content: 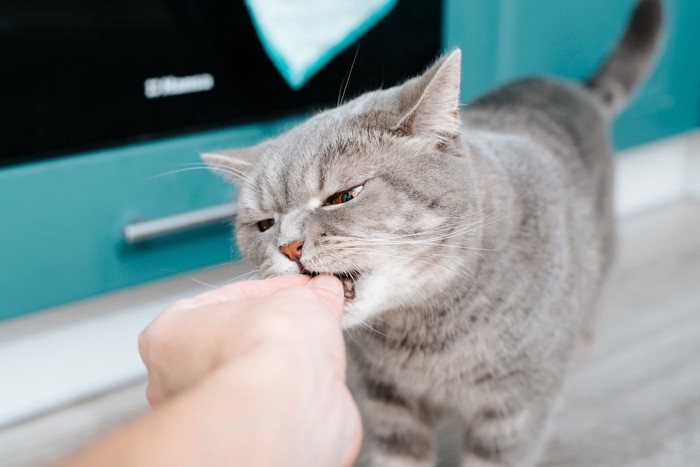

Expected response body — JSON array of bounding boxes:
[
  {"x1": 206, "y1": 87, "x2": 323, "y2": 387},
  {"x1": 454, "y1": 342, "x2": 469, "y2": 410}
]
[
  {"x1": 257, "y1": 218, "x2": 275, "y2": 232},
  {"x1": 325, "y1": 185, "x2": 364, "y2": 206}
]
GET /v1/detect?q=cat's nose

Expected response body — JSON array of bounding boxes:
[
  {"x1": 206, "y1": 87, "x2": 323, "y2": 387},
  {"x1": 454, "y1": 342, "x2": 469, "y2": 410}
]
[{"x1": 279, "y1": 240, "x2": 304, "y2": 262}]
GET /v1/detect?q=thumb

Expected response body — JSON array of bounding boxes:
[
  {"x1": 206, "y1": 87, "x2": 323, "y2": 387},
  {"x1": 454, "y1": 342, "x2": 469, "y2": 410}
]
[{"x1": 306, "y1": 274, "x2": 345, "y2": 321}]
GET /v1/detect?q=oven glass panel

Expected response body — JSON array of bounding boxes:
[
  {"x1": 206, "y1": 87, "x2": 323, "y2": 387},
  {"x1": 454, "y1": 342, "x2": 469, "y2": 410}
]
[{"x1": 0, "y1": 0, "x2": 442, "y2": 167}]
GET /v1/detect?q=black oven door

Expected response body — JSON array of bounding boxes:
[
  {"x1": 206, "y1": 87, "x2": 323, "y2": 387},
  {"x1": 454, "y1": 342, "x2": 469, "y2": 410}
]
[{"x1": 0, "y1": 0, "x2": 442, "y2": 167}]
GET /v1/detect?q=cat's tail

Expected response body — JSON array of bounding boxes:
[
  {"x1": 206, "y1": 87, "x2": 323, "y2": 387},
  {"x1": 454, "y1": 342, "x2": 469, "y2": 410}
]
[{"x1": 585, "y1": 0, "x2": 663, "y2": 115}]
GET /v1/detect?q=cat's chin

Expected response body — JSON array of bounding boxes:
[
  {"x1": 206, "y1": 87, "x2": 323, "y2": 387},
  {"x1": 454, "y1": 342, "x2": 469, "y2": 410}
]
[{"x1": 302, "y1": 269, "x2": 362, "y2": 301}]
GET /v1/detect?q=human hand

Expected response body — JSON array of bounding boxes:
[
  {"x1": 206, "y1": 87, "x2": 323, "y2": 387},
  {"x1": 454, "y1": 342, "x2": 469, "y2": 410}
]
[
  {"x1": 138, "y1": 274, "x2": 362, "y2": 467},
  {"x1": 139, "y1": 274, "x2": 314, "y2": 403}
]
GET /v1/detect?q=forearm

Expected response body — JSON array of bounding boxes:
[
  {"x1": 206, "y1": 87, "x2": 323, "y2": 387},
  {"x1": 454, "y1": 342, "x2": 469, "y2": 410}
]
[
  {"x1": 63, "y1": 358, "x2": 293, "y2": 467},
  {"x1": 65, "y1": 276, "x2": 361, "y2": 466}
]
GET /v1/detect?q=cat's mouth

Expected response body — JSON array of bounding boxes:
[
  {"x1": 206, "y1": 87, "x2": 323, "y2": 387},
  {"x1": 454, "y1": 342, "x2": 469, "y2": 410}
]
[{"x1": 302, "y1": 269, "x2": 361, "y2": 301}]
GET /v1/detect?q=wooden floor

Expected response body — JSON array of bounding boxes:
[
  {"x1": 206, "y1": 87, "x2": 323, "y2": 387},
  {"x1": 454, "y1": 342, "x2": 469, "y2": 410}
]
[
  {"x1": 540, "y1": 201, "x2": 700, "y2": 467},
  {"x1": 2, "y1": 201, "x2": 700, "y2": 467}
]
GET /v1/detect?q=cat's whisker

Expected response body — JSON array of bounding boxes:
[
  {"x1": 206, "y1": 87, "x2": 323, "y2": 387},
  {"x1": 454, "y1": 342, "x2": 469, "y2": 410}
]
[
  {"x1": 343, "y1": 322, "x2": 365, "y2": 346},
  {"x1": 340, "y1": 239, "x2": 485, "y2": 251},
  {"x1": 337, "y1": 245, "x2": 481, "y2": 261},
  {"x1": 331, "y1": 214, "x2": 506, "y2": 253},
  {"x1": 356, "y1": 318, "x2": 388, "y2": 337},
  {"x1": 169, "y1": 265, "x2": 262, "y2": 289},
  {"x1": 148, "y1": 166, "x2": 211, "y2": 179},
  {"x1": 148, "y1": 165, "x2": 259, "y2": 187},
  {"x1": 329, "y1": 234, "x2": 491, "y2": 253},
  {"x1": 191, "y1": 257, "x2": 252, "y2": 273},
  {"x1": 221, "y1": 269, "x2": 261, "y2": 285},
  {"x1": 334, "y1": 249, "x2": 468, "y2": 278},
  {"x1": 163, "y1": 271, "x2": 220, "y2": 289},
  {"x1": 338, "y1": 43, "x2": 361, "y2": 107},
  {"x1": 337, "y1": 211, "x2": 496, "y2": 245},
  {"x1": 204, "y1": 163, "x2": 260, "y2": 187},
  {"x1": 358, "y1": 217, "x2": 484, "y2": 241},
  {"x1": 336, "y1": 243, "x2": 468, "y2": 258},
  {"x1": 155, "y1": 160, "x2": 260, "y2": 187}
]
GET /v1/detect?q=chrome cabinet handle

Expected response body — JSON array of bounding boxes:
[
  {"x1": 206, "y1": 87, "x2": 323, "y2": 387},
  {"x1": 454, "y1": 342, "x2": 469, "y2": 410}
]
[{"x1": 123, "y1": 203, "x2": 236, "y2": 244}]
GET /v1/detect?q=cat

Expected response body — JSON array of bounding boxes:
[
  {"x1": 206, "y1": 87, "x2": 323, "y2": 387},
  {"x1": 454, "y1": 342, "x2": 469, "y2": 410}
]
[{"x1": 202, "y1": 0, "x2": 662, "y2": 465}]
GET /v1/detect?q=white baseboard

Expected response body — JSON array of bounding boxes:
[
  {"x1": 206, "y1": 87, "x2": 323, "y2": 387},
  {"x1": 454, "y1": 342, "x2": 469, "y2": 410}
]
[
  {"x1": 1, "y1": 130, "x2": 699, "y2": 428},
  {"x1": 687, "y1": 131, "x2": 700, "y2": 197},
  {"x1": 0, "y1": 264, "x2": 253, "y2": 428}
]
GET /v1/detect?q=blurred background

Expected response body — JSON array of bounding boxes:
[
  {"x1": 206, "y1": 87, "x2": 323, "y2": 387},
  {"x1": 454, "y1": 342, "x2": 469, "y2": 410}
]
[{"x1": 1, "y1": 1, "x2": 699, "y2": 465}]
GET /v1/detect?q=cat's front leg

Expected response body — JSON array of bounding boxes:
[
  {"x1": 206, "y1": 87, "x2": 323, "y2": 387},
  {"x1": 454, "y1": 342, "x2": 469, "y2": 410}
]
[
  {"x1": 354, "y1": 379, "x2": 436, "y2": 467},
  {"x1": 460, "y1": 399, "x2": 555, "y2": 467}
]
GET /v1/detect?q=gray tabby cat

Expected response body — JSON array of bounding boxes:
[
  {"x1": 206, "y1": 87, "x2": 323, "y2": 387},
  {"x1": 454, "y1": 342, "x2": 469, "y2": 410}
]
[{"x1": 203, "y1": 0, "x2": 662, "y2": 465}]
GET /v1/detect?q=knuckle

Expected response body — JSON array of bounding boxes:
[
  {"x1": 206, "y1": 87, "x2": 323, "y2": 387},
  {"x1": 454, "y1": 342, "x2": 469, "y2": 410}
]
[
  {"x1": 138, "y1": 327, "x2": 154, "y2": 364},
  {"x1": 145, "y1": 383, "x2": 161, "y2": 406},
  {"x1": 138, "y1": 316, "x2": 168, "y2": 367}
]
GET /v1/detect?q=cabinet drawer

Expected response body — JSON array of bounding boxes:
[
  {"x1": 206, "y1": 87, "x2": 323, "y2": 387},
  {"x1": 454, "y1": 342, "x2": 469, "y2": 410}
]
[{"x1": 0, "y1": 123, "x2": 281, "y2": 320}]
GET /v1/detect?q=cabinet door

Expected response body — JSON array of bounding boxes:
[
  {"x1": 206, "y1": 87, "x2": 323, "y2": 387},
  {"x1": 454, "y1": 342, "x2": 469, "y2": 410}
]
[
  {"x1": 0, "y1": 123, "x2": 279, "y2": 320},
  {"x1": 445, "y1": 0, "x2": 700, "y2": 149}
]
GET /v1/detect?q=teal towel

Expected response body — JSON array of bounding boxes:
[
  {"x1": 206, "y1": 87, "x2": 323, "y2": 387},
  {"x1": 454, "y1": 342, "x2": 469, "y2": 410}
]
[{"x1": 245, "y1": 0, "x2": 398, "y2": 90}]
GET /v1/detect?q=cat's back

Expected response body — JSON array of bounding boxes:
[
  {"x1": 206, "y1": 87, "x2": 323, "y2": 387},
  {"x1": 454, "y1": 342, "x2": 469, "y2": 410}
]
[
  {"x1": 462, "y1": 77, "x2": 610, "y2": 176},
  {"x1": 460, "y1": 76, "x2": 614, "y2": 232}
]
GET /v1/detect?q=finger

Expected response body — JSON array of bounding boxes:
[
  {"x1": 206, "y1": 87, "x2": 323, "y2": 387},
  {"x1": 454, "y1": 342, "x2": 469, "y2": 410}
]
[
  {"x1": 145, "y1": 377, "x2": 166, "y2": 406},
  {"x1": 306, "y1": 274, "x2": 345, "y2": 321},
  {"x1": 173, "y1": 275, "x2": 312, "y2": 309}
]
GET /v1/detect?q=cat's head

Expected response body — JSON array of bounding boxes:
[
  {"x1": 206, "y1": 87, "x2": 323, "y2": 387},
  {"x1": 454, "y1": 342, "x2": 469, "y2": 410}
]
[{"x1": 204, "y1": 49, "x2": 481, "y2": 327}]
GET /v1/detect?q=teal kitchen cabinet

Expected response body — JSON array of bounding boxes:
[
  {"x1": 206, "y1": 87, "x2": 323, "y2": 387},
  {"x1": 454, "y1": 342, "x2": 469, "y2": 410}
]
[
  {"x1": 0, "y1": 123, "x2": 284, "y2": 320},
  {"x1": 445, "y1": 0, "x2": 700, "y2": 149}
]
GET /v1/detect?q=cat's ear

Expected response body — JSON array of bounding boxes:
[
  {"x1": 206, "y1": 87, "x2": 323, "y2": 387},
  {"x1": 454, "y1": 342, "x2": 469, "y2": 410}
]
[
  {"x1": 201, "y1": 145, "x2": 262, "y2": 183},
  {"x1": 395, "y1": 49, "x2": 462, "y2": 145}
]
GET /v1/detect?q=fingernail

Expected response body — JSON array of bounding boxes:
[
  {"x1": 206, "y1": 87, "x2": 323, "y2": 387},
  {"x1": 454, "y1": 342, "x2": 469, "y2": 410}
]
[{"x1": 307, "y1": 274, "x2": 343, "y2": 297}]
